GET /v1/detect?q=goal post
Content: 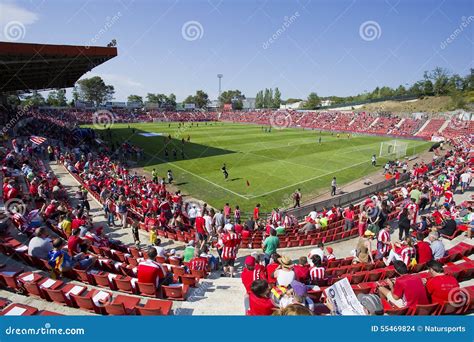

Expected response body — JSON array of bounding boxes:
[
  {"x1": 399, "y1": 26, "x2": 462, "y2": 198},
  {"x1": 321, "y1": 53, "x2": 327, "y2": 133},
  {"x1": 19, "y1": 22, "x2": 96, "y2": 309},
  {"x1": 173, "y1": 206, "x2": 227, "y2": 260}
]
[{"x1": 379, "y1": 140, "x2": 408, "y2": 159}]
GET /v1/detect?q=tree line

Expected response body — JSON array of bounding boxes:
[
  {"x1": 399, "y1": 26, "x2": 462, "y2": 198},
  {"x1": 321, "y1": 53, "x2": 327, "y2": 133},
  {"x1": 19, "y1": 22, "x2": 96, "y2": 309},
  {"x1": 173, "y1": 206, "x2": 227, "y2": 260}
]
[{"x1": 7, "y1": 67, "x2": 473, "y2": 110}]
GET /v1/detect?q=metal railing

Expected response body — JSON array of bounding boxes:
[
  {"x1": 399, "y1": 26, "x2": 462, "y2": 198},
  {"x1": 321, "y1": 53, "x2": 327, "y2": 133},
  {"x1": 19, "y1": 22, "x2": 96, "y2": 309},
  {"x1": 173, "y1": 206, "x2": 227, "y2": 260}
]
[{"x1": 283, "y1": 174, "x2": 411, "y2": 220}]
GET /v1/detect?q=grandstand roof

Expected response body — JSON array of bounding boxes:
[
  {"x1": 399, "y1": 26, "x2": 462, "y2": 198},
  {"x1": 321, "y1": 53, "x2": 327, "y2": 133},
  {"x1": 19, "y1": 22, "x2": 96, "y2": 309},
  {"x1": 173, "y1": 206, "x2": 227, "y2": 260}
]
[{"x1": 0, "y1": 42, "x2": 117, "y2": 93}]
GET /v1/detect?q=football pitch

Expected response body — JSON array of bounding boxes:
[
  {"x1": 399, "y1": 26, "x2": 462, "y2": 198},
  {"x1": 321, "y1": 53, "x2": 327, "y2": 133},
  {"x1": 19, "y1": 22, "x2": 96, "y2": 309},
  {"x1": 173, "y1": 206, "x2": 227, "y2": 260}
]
[{"x1": 92, "y1": 122, "x2": 430, "y2": 214}]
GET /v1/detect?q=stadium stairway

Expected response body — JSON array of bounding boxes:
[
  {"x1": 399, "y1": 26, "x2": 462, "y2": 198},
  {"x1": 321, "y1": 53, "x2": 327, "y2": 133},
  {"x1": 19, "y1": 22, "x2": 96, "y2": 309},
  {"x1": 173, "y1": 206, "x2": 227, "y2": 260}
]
[
  {"x1": 438, "y1": 119, "x2": 451, "y2": 134},
  {"x1": 414, "y1": 119, "x2": 432, "y2": 136},
  {"x1": 171, "y1": 274, "x2": 245, "y2": 315}
]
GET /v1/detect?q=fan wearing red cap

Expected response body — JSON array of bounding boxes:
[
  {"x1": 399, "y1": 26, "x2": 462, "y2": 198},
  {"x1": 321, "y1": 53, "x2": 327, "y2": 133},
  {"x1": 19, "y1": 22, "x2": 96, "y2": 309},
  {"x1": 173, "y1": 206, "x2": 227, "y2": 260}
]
[
  {"x1": 241, "y1": 256, "x2": 266, "y2": 294},
  {"x1": 325, "y1": 247, "x2": 336, "y2": 262}
]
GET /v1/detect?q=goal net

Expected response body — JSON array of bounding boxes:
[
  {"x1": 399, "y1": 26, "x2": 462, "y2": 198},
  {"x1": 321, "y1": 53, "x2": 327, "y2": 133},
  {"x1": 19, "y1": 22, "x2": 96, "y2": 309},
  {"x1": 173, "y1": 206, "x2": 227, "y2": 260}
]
[{"x1": 379, "y1": 140, "x2": 408, "y2": 158}]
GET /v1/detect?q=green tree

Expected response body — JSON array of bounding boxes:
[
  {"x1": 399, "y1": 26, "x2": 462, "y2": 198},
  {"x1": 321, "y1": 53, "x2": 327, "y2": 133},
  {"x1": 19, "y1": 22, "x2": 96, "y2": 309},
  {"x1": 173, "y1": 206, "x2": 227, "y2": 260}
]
[
  {"x1": 408, "y1": 81, "x2": 424, "y2": 97},
  {"x1": 263, "y1": 88, "x2": 271, "y2": 108},
  {"x1": 193, "y1": 90, "x2": 209, "y2": 109},
  {"x1": 127, "y1": 95, "x2": 143, "y2": 106},
  {"x1": 394, "y1": 85, "x2": 406, "y2": 97},
  {"x1": 429, "y1": 67, "x2": 451, "y2": 96},
  {"x1": 75, "y1": 76, "x2": 115, "y2": 106},
  {"x1": 255, "y1": 90, "x2": 264, "y2": 108},
  {"x1": 273, "y1": 87, "x2": 281, "y2": 108},
  {"x1": 219, "y1": 90, "x2": 245, "y2": 109},
  {"x1": 302, "y1": 92, "x2": 320, "y2": 109},
  {"x1": 46, "y1": 89, "x2": 67, "y2": 107},
  {"x1": 166, "y1": 93, "x2": 177, "y2": 108},
  {"x1": 22, "y1": 90, "x2": 46, "y2": 107}
]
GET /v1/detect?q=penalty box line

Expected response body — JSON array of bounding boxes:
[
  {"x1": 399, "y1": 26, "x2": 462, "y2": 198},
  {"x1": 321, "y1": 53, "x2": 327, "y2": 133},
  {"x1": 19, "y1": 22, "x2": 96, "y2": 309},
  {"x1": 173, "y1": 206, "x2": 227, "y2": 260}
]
[
  {"x1": 162, "y1": 160, "x2": 250, "y2": 200},
  {"x1": 246, "y1": 159, "x2": 371, "y2": 199}
]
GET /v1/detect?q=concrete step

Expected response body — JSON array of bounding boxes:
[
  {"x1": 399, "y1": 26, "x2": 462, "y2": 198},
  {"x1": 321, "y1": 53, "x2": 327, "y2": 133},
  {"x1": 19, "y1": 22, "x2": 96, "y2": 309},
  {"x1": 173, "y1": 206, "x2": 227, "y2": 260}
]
[
  {"x1": 173, "y1": 274, "x2": 245, "y2": 315},
  {"x1": 414, "y1": 118, "x2": 431, "y2": 136}
]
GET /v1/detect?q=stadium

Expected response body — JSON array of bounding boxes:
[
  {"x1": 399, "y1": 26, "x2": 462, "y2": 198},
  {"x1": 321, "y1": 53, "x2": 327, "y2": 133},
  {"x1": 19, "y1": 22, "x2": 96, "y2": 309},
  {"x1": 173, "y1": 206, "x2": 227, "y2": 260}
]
[{"x1": 0, "y1": 0, "x2": 473, "y2": 329}]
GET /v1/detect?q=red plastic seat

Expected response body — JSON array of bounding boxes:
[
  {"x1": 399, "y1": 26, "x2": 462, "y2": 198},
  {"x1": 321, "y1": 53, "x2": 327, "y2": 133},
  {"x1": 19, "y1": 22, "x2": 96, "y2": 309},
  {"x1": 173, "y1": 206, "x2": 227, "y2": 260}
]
[
  {"x1": 38, "y1": 310, "x2": 63, "y2": 316},
  {"x1": 104, "y1": 295, "x2": 140, "y2": 315},
  {"x1": 350, "y1": 272, "x2": 366, "y2": 284},
  {"x1": 70, "y1": 289, "x2": 111, "y2": 314},
  {"x1": 180, "y1": 274, "x2": 198, "y2": 287},
  {"x1": 384, "y1": 307, "x2": 410, "y2": 315},
  {"x1": 0, "y1": 303, "x2": 38, "y2": 316},
  {"x1": 366, "y1": 269, "x2": 384, "y2": 282},
  {"x1": 91, "y1": 272, "x2": 116, "y2": 290},
  {"x1": 352, "y1": 286, "x2": 372, "y2": 295},
  {"x1": 137, "y1": 282, "x2": 160, "y2": 297},
  {"x1": 136, "y1": 299, "x2": 173, "y2": 315},
  {"x1": 410, "y1": 303, "x2": 439, "y2": 315},
  {"x1": 43, "y1": 284, "x2": 86, "y2": 307},
  {"x1": 115, "y1": 277, "x2": 138, "y2": 294},
  {"x1": 162, "y1": 285, "x2": 188, "y2": 301}
]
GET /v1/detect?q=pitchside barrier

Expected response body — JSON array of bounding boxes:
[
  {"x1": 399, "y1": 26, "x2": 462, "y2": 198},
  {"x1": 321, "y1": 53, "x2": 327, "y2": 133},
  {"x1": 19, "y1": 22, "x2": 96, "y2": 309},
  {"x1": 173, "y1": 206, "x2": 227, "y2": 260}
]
[
  {"x1": 283, "y1": 149, "x2": 445, "y2": 221},
  {"x1": 284, "y1": 173, "x2": 410, "y2": 220},
  {"x1": 284, "y1": 155, "x2": 444, "y2": 220}
]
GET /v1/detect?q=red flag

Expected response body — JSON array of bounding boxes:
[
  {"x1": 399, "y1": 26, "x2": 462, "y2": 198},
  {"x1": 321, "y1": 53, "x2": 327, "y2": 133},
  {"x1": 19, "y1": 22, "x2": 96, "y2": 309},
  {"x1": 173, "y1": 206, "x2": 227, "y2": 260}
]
[{"x1": 246, "y1": 180, "x2": 250, "y2": 187}]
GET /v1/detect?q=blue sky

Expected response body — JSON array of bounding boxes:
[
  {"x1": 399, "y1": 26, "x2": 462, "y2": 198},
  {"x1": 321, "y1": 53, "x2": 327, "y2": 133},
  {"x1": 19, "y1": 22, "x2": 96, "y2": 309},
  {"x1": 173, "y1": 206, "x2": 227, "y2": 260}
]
[{"x1": 0, "y1": 0, "x2": 473, "y2": 101}]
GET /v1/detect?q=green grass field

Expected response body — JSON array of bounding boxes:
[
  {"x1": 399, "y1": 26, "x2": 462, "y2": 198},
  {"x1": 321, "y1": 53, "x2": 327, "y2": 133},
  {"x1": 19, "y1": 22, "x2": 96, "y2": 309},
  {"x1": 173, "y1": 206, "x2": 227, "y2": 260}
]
[{"x1": 91, "y1": 122, "x2": 430, "y2": 214}]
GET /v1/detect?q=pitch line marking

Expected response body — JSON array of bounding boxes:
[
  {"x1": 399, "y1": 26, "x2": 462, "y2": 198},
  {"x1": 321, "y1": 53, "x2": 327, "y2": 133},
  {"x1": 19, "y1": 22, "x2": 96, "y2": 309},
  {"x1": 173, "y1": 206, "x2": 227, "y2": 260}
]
[
  {"x1": 158, "y1": 159, "x2": 250, "y2": 200},
  {"x1": 245, "y1": 159, "x2": 371, "y2": 199}
]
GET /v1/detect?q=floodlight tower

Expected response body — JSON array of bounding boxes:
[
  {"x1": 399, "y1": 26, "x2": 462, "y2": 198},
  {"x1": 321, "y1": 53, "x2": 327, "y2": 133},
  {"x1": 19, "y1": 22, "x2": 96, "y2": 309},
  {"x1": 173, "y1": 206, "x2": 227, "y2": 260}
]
[{"x1": 217, "y1": 74, "x2": 223, "y2": 105}]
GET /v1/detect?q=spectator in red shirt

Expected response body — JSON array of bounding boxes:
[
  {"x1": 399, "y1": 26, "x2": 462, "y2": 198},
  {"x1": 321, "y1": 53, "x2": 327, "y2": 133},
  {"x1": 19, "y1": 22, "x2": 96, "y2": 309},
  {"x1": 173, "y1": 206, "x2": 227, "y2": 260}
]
[
  {"x1": 266, "y1": 253, "x2": 281, "y2": 285},
  {"x1": 137, "y1": 247, "x2": 169, "y2": 287},
  {"x1": 293, "y1": 256, "x2": 310, "y2": 283},
  {"x1": 415, "y1": 232, "x2": 433, "y2": 264},
  {"x1": 67, "y1": 229, "x2": 84, "y2": 256},
  {"x1": 377, "y1": 260, "x2": 429, "y2": 308},
  {"x1": 189, "y1": 249, "x2": 209, "y2": 272},
  {"x1": 194, "y1": 212, "x2": 207, "y2": 249},
  {"x1": 425, "y1": 260, "x2": 460, "y2": 304},
  {"x1": 343, "y1": 204, "x2": 355, "y2": 231},
  {"x1": 253, "y1": 203, "x2": 260, "y2": 220},
  {"x1": 241, "y1": 255, "x2": 266, "y2": 306},
  {"x1": 248, "y1": 279, "x2": 275, "y2": 315}
]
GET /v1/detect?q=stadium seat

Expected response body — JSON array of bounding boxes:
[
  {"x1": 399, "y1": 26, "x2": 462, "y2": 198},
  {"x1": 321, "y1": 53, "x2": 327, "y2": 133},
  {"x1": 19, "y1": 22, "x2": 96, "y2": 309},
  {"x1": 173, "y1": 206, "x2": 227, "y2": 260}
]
[
  {"x1": 384, "y1": 307, "x2": 410, "y2": 315},
  {"x1": 162, "y1": 285, "x2": 189, "y2": 301},
  {"x1": 70, "y1": 289, "x2": 111, "y2": 314},
  {"x1": 135, "y1": 299, "x2": 173, "y2": 316},
  {"x1": 410, "y1": 303, "x2": 439, "y2": 315},
  {"x1": 0, "y1": 303, "x2": 38, "y2": 316},
  {"x1": 104, "y1": 295, "x2": 140, "y2": 315},
  {"x1": 114, "y1": 277, "x2": 138, "y2": 294},
  {"x1": 43, "y1": 284, "x2": 86, "y2": 307},
  {"x1": 137, "y1": 282, "x2": 161, "y2": 298}
]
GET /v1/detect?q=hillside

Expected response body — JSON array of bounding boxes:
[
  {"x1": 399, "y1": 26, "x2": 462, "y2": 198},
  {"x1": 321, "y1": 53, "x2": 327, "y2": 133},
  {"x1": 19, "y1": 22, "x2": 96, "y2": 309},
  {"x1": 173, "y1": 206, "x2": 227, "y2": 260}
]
[{"x1": 359, "y1": 96, "x2": 455, "y2": 113}]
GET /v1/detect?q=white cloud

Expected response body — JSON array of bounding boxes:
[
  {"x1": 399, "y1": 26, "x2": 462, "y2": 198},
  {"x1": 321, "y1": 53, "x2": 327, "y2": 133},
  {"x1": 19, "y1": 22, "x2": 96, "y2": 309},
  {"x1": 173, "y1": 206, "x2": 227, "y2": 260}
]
[
  {"x1": 0, "y1": 2, "x2": 39, "y2": 40},
  {"x1": 0, "y1": 2, "x2": 39, "y2": 25}
]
